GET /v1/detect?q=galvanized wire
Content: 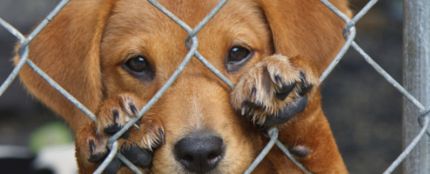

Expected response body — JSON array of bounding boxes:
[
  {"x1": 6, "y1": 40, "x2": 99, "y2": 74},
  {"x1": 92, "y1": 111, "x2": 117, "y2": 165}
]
[
  {"x1": 321, "y1": 0, "x2": 430, "y2": 174},
  {"x1": 275, "y1": 141, "x2": 313, "y2": 174},
  {"x1": 26, "y1": 59, "x2": 142, "y2": 173},
  {"x1": 383, "y1": 116, "x2": 429, "y2": 174},
  {"x1": 0, "y1": 0, "x2": 429, "y2": 173},
  {"x1": 93, "y1": 141, "x2": 120, "y2": 174},
  {"x1": 244, "y1": 128, "x2": 279, "y2": 174},
  {"x1": 25, "y1": 59, "x2": 97, "y2": 121},
  {"x1": 0, "y1": 0, "x2": 70, "y2": 97}
]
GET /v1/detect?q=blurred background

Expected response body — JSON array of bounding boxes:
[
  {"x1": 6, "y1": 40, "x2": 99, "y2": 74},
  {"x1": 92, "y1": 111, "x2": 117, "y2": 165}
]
[{"x1": 0, "y1": 0, "x2": 403, "y2": 173}]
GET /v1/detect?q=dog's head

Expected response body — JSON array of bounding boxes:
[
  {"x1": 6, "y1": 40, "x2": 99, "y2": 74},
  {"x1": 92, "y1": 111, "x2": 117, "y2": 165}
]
[{"x1": 19, "y1": 0, "x2": 349, "y2": 173}]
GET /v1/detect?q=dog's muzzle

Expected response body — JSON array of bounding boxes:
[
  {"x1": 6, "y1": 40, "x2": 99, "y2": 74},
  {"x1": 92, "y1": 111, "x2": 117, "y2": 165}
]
[{"x1": 174, "y1": 131, "x2": 225, "y2": 173}]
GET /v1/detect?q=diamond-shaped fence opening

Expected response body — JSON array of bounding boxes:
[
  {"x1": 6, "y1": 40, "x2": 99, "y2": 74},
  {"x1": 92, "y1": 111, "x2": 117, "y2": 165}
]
[{"x1": 0, "y1": 0, "x2": 429, "y2": 174}]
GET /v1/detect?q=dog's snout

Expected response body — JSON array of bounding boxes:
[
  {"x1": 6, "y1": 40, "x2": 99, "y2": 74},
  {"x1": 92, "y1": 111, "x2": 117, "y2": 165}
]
[{"x1": 174, "y1": 132, "x2": 224, "y2": 173}]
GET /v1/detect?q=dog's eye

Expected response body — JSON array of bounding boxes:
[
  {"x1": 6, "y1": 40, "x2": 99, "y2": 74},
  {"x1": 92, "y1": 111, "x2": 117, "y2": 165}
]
[
  {"x1": 226, "y1": 46, "x2": 253, "y2": 72},
  {"x1": 123, "y1": 55, "x2": 154, "y2": 80}
]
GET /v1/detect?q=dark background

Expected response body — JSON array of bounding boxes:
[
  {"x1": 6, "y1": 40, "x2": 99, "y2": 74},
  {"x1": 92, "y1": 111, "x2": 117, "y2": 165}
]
[{"x1": 0, "y1": 0, "x2": 404, "y2": 173}]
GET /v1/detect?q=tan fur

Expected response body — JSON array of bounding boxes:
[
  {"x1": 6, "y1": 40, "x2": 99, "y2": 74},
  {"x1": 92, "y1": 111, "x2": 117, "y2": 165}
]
[{"x1": 15, "y1": 0, "x2": 351, "y2": 173}]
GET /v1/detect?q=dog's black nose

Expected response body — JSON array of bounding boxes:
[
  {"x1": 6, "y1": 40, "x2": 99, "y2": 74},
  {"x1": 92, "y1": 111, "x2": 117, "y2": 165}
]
[{"x1": 174, "y1": 132, "x2": 224, "y2": 173}]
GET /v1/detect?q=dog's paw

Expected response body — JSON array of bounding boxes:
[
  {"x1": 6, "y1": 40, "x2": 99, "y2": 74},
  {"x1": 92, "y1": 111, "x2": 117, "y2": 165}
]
[
  {"x1": 81, "y1": 93, "x2": 164, "y2": 173},
  {"x1": 231, "y1": 55, "x2": 316, "y2": 128}
]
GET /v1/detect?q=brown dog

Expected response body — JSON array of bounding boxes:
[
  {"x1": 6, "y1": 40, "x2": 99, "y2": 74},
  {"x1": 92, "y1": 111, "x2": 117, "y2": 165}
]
[{"x1": 15, "y1": 0, "x2": 351, "y2": 173}]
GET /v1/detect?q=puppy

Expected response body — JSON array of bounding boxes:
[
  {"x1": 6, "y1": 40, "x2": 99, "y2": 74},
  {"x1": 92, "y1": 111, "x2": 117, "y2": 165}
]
[{"x1": 15, "y1": 0, "x2": 350, "y2": 173}]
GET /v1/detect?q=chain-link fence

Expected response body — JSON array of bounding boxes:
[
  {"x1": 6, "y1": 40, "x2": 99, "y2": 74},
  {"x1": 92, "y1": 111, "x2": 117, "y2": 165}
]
[{"x1": 0, "y1": 0, "x2": 429, "y2": 173}]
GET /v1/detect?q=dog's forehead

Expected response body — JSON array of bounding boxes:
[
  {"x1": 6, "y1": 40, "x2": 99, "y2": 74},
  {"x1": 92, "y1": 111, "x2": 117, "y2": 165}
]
[{"x1": 110, "y1": 0, "x2": 260, "y2": 30}]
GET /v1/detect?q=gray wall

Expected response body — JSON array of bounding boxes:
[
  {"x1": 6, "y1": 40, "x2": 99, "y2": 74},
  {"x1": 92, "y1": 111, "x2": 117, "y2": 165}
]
[{"x1": 0, "y1": 0, "x2": 59, "y2": 146}]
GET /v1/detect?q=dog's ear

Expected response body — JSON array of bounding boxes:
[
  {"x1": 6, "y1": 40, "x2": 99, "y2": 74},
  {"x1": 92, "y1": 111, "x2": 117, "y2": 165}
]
[
  {"x1": 257, "y1": 0, "x2": 351, "y2": 74},
  {"x1": 15, "y1": 1, "x2": 116, "y2": 129}
]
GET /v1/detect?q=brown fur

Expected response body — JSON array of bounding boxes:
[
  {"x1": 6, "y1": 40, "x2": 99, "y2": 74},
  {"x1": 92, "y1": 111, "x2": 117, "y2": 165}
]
[{"x1": 15, "y1": 0, "x2": 351, "y2": 173}]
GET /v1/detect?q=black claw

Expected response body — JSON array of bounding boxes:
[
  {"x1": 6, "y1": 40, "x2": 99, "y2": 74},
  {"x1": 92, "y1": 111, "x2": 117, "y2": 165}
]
[
  {"x1": 89, "y1": 140, "x2": 95, "y2": 155},
  {"x1": 121, "y1": 145, "x2": 153, "y2": 168},
  {"x1": 244, "y1": 101, "x2": 265, "y2": 110},
  {"x1": 299, "y1": 83, "x2": 313, "y2": 96},
  {"x1": 275, "y1": 82, "x2": 296, "y2": 100},
  {"x1": 299, "y1": 71, "x2": 306, "y2": 80},
  {"x1": 262, "y1": 96, "x2": 308, "y2": 127},
  {"x1": 103, "y1": 157, "x2": 122, "y2": 174},
  {"x1": 105, "y1": 110, "x2": 122, "y2": 135},
  {"x1": 242, "y1": 101, "x2": 265, "y2": 118},
  {"x1": 298, "y1": 72, "x2": 313, "y2": 96},
  {"x1": 129, "y1": 103, "x2": 138, "y2": 115},
  {"x1": 274, "y1": 75, "x2": 283, "y2": 85},
  {"x1": 104, "y1": 124, "x2": 122, "y2": 135},
  {"x1": 112, "y1": 110, "x2": 119, "y2": 123},
  {"x1": 250, "y1": 86, "x2": 257, "y2": 98},
  {"x1": 159, "y1": 128, "x2": 165, "y2": 138},
  {"x1": 240, "y1": 102, "x2": 250, "y2": 117}
]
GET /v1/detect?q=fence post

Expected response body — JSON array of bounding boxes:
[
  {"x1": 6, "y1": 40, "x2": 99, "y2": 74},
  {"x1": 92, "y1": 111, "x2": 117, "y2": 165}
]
[{"x1": 403, "y1": 0, "x2": 430, "y2": 173}]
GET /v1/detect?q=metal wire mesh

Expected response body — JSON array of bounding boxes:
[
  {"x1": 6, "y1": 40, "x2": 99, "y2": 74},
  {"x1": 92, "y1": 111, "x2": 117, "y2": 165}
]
[{"x1": 0, "y1": 0, "x2": 428, "y2": 173}]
